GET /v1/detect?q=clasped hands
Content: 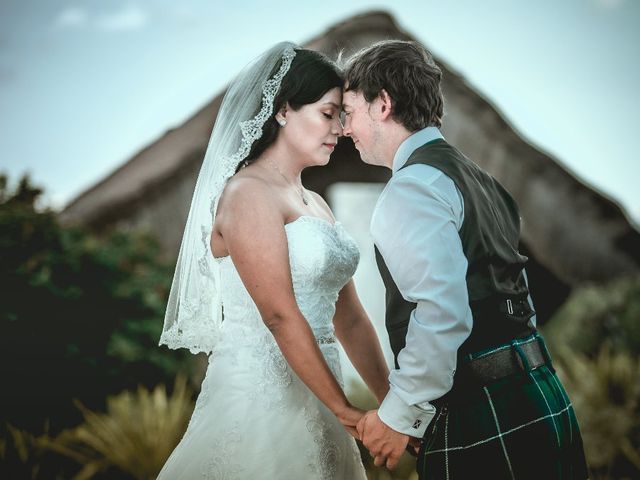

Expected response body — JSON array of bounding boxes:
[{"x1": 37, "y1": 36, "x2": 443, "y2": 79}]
[{"x1": 339, "y1": 407, "x2": 421, "y2": 471}]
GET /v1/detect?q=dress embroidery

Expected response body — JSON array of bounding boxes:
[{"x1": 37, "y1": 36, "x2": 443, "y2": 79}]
[
  {"x1": 304, "y1": 407, "x2": 340, "y2": 479},
  {"x1": 157, "y1": 218, "x2": 365, "y2": 479},
  {"x1": 200, "y1": 423, "x2": 243, "y2": 479}
]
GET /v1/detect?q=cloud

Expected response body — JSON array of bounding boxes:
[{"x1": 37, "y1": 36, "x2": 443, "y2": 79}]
[
  {"x1": 53, "y1": 4, "x2": 148, "y2": 32},
  {"x1": 54, "y1": 7, "x2": 89, "y2": 29},
  {"x1": 96, "y1": 4, "x2": 148, "y2": 32},
  {"x1": 170, "y1": 5, "x2": 200, "y2": 26}
]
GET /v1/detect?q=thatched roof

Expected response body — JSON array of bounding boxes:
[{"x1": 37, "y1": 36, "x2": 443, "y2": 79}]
[{"x1": 61, "y1": 11, "x2": 639, "y2": 320}]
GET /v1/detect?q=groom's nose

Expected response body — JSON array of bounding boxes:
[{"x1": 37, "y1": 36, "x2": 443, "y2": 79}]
[{"x1": 341, "y1": 118, "x2": 351, "y2": 138}]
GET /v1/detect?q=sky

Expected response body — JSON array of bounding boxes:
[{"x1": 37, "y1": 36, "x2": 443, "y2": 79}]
[{"x1": 1, "y1": 0, "x2": 639, "y2": 224}]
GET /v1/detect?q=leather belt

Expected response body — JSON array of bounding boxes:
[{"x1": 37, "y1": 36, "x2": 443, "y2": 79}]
[{"x1": 463, "y1": 336, "x2": 548, "y2": 385}]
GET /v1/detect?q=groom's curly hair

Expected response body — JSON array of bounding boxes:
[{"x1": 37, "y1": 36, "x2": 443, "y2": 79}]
[{"x1": 344, "y1": 40, "x2": 444, "y2": 131}]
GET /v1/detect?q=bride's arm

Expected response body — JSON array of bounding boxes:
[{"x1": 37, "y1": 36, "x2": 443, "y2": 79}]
[
  {"x1": 217, "y1": 177, "x2": 362, "y2": 432},
  {"x1": 333, "y1": 280, "x2": 390, "y2": 404}
]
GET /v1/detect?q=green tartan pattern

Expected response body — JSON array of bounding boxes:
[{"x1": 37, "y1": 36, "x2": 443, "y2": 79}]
[{"x1": 417, "y1": 336, "x2": 589, "y2": 479}]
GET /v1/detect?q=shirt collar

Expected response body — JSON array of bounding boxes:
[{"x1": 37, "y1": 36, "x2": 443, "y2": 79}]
[{"x1": 392, "y1": 126, "x2": 444, "y2": 174}]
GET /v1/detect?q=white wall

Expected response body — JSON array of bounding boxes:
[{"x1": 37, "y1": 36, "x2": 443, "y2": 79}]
[{"x1": 327, "y1": 182, "x2": 394, "y2": 393}]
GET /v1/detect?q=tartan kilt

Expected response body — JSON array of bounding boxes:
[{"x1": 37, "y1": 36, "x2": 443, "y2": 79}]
[{"x1": 417, "y1": 345, "x2": 589, "y2": 479}]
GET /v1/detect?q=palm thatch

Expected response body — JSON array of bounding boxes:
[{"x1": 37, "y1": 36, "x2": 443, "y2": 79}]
[{"x1": 60, "y1": 11, "x2": 639, "y2": 321}]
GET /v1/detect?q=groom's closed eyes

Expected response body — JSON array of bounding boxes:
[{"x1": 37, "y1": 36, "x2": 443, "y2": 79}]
[{"x1": 340, "y1": 105, "x2": 352, "y2": 127}]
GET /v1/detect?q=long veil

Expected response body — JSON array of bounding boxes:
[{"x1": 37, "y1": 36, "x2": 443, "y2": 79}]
[{"x1": 159, "y1": 42, "x2": 298, "y2": 354}]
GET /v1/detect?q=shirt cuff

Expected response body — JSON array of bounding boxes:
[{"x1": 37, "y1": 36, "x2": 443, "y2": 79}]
[{"x1": 377, "y1": 389, "x2": 436, "y2": 438}]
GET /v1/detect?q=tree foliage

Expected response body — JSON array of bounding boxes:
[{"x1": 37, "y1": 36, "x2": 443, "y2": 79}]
[
  {"x1": 0, "y1": 175, "x2": 194, "y2": 435},
  {"x1": 544, "y1": 275, "x2": 640, "y2": 479}
]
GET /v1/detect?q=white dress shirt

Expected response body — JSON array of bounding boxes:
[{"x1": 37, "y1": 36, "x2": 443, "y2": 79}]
[{"x1": 371, "y1": 127, "x2": 473, "y2": 437}]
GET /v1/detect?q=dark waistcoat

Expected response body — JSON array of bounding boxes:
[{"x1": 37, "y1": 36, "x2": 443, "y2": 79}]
[{"x1": 375, "y1": 139, "x2": 535, "y2": 368}]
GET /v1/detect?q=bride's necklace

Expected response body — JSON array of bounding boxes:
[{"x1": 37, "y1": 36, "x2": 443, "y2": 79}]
[{"x1": 265, "y1": 158, "x2": 309, "y2": 205}]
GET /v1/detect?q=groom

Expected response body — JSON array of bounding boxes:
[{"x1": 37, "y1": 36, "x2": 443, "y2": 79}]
[{"x1": 342, "y1": 41, "x2": 588, "y2": 479}]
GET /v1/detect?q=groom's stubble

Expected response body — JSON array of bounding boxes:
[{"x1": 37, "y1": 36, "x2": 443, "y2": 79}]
[{"x1": 358, "y1": 117, "x2": 388, "y2": 168}]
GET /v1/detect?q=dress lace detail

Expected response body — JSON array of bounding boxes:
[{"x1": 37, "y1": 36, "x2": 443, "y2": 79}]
[
  {"x1": 210, "y1": 46, "x2": 297, "y2": 199},
  {"x1": 304, "y1": 406, "x2": 340, "y2": 479},
  {"x1": 200, "y1": 423, "x2": 243, "y2": 479},
  {"x1": 248, "y1": 338, "x2": 294, "y2": 410},
  {"x1": 157, "y1": 218, "x2": 366, "y2": 479},
  {"x1": 160, "y1": 43, "x2": 298, "y2": 356}
]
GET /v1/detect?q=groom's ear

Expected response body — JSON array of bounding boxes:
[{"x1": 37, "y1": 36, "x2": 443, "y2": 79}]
[{"x1": 378, "y1": 89, "x2": 394, "y2": 121}]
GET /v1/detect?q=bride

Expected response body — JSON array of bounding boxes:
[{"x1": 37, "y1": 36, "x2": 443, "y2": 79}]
[{"x1": 157, "y1": 42, "x2": 390, "y2": 479}]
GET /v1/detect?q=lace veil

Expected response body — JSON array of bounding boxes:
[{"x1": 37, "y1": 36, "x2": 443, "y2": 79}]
[{"x1": 159, "y1": 42, "x2": 298, "y2": 354}]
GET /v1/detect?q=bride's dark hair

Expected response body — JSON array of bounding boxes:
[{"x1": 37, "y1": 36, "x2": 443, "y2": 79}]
[{"x1": 235, "y1": 48, "x2": 343, "y2": 172}]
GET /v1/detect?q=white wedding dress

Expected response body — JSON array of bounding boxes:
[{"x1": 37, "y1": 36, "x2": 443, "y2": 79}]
[{"x1": 158, "y1": 215, "x2": 367, "y2": 479}]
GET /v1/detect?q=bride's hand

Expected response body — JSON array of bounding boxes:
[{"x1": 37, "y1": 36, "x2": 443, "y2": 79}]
[{"x1": 335, "y1": 404, "x2": 366, "y2": 440}]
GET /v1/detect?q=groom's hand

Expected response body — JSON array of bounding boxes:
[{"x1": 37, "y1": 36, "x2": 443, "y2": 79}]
[{"x1": 357, "y1": 410, "x2": 409, "y2": 471}]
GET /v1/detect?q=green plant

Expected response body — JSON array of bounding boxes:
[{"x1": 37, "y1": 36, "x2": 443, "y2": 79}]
[
  {"x1": 0, "y1": 174, "x2": 195, "y2": 433},
  {"x1": 0, "y1": 422, "x2": 79, "y2": 480},
  {"x1": 545, "y1": 275, "x2": 640, "y2": 357},
  {"x1": 37, "y1": 375, "x2": 194, "y2": 480},
  {"x1": 554, "y1": 344, "x2": 640, "y2": 478},
  {"x1": 543, "y1": 275, "x2": 640, "y2": 478}
]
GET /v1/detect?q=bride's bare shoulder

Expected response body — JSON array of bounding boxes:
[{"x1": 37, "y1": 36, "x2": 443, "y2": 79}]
[
  {"x1": 216, "y1": 169, "x2": 278, "y2": 220},
  {"x1": 224, "y1": 169, "x2": 270, "y2": 195}
]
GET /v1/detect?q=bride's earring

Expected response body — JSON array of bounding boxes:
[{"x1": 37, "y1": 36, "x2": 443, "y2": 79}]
[{"x1": 277, "y1": 106, "x2": 287, "y2": 127}]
